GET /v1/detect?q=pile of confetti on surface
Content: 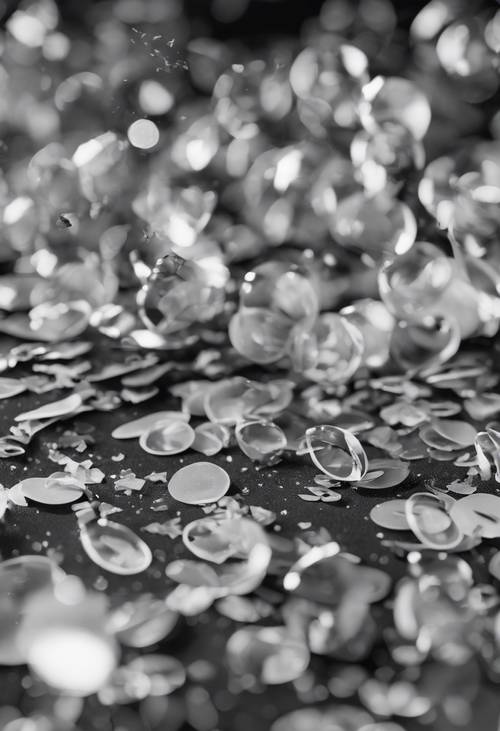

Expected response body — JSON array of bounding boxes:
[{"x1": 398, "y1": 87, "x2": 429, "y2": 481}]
[{"x1": 1, "y1": 0, "x2": 500, "y2": 729}]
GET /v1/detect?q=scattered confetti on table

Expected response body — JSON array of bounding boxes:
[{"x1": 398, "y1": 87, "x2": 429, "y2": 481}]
[{"x1": 0, "y1": 0, "x2": 500, "y2": 729}]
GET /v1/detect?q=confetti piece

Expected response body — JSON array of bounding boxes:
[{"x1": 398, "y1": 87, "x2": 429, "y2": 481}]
[
  {"x1": 168, "y1": 462, "x2": 231, "y2": 505},
  {"x1": 112, "y1": 411, "x2": 189, "y2": 440},
  {"x1": 139, "y1": 420, "x2": 195, "y2": 456}
]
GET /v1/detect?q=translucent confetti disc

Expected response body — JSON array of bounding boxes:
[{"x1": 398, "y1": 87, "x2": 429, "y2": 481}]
[
  {"x1": 390, "y1": 315, "x2": 461, "y2": 373},
  {"x1": 292, "y1": 313, "x2": 364, "y2": 386},
  {"x1": 239, "y1": 260, "x2": 319, "y2": 323},
  {"x1": 450, "y1": 494, "x2": 500, "y2": 539},
  {"x1": 133, "y1": 174, "x2": 217, "y2": 249},
  {"x1": 226, "y1": 625, "x2": 310, "y2": 685},
  {"x1": 283, "y1": 542, "x2": 391, "y2": 605},
  {"x1": 171, "y1": 114, "x2": 220, "y2": 172},
  {"x1": 214, "y1": 59, "x2": 293, "y2": 137},
  {"x1": 405, "y1": 493, "x2": 463, "y2": 550},
  {"x1": 350, "y1": 121, "x2": 425, "y2": 195},
  {"x1": 73, "y1": 131, "x2": 129, "y2": 204},
  {"x1": 27, "y1": 623, "x2": 118, "y2": 696},
  {"x1": 246, "y1": 379, "x2": 295, "y2": 418},
  {"x1": 112, "y1": 411, "x2": 189, "y2": 440},
  {"x1": 168, "y1": 461, "x2": 231, "y2": 505},
  {"x1": 340, "y1": 299, "x2": 395, "y2": 368},
  {"x1": 228, "y1": 307, "x2": 292, "y2": 364},
  {"x1": 417, "y1": 155, "x2": 457, "y2": 227},
  {"x1": 20, "y1": 474, "x2": 85, "y2": 505},
  {"x1": 204, "y1": 377, "x2": 269, "y2": 425},
  {"x1": 360, "y1": 76, "x2": 432, "y2": 140},
  {"x1": 167, "y1": 538, "x2": 271, "y2": 608},
  {"x1": 241, "y1": 143, "x2": 333, "y2": 244},
  {"x1": 192, "y1": 423, "x2": 226, "y2": 456},
  {"x1": 370, "y1": 499, "x2": 411, "y2": 530},
  {"x1": 98, "y1": 664, "x2": 151, "y2": 705},
  {"x1": 332, "y1": 192, "x2": 417, "y2": 262},
  {"x1": 305, "y1": 425, "x2": 368, "y2": 481},
  {"x1": 235, "y1": 420, "x2": 287, "y2": 465},
  {"x1": 139, "y1": 420, "x2": 195, "y2": 456},
  {"x1": 108, "y1": 595, "x2": 178, "y2": 648},
  {"x1": 137, "y1": 253, "x2": 225, "y2": 336},
  {"x1": 80, "y1": 519, "x2": 153, "y2": 575},
  {"x1": 436, "y1": 19, "x2": 498, "y2": 103},
  {"x1": 0, "y1": 556, "x2": 64, "y2": 665},
  {"x1": 183, "y1": 516, "x2": 265, "y2": 564},
  {"x1": 378, "y1": 243, "x2": 453, "y2": 320},
  {"x1": 310, "y1": 153, "x2": 358, "y2": 221},
  {"x1": 126, "y1": 654, "x2": 186, "y2": 696},
  {"x1": 382, "y1": 246, "x2": 484, "y2": 339},
  {"x1": 290, "y1": 43, "x2": 369, "y2": 132},
  {"x1": 432, "y1": 419, "x2": 477, "y2": 447}
]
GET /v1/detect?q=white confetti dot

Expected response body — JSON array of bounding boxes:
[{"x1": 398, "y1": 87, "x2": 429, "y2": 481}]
[{"x1": 127, "y1": 119, "x2": 160, "y2": 149}]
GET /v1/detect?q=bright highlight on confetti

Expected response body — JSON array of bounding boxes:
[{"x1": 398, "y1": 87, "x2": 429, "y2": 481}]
[
  {"x1": 27, "y1": 627, "x2": 117, "y2": 696},
  {"x1": 127, "y1": 119, "x2": 160, "y2": 149}
]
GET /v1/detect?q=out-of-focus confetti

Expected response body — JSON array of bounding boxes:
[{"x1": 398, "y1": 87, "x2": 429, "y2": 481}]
[{"x1": 0, "y1": 0, "x2": 500, "y2": 729}]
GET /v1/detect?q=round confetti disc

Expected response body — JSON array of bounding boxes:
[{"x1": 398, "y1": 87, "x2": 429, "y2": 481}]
[
  {"x1": 168, "y1": 461, "x2": 231, "y2": 505},
  {"x1": 370, "y1": 499, "x2": 410, "y2": 530},
  {"x1": 80, "y1": 520, "x2": 153, "y2": 575},
  {"x1": 19, "y1": 476, "x2": 85, "y2": 505},
  {"x1": 139, "y1": 420, "x2": 195, "y2": 455}
]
